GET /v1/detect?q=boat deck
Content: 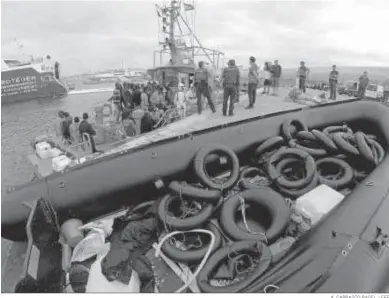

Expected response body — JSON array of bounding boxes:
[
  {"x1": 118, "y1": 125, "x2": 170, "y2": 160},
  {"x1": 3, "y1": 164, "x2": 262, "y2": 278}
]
[{"x1": 95, "y1": 87, "x2": 353, "y2": 160}]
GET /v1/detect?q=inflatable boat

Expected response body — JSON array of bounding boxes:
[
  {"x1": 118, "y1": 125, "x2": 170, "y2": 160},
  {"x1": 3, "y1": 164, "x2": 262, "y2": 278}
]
[{"x1": 2, "y1": 99, "x2": 389, "y2": 292}]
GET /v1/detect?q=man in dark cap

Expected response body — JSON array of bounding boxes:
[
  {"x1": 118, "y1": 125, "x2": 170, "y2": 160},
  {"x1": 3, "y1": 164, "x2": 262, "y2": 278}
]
[
  {"x1": 194, "y1": 61, "x2": 216, "y2": 114},
  {"x1": 247, "y1": 56, "x2": 259, "y2": 109},
  {"x1": 221, "y1": 59, "x2": 240, "y2": 116},
  {"x1": 329, "y1": 65, "x2": 339, "y2": 100}
]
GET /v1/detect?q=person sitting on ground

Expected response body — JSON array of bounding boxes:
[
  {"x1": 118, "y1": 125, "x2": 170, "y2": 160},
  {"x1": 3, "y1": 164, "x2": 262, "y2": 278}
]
[
  {"x1": 123, "y1": 117, "x2": 137, "y2": 137},
  {"x1": 79, "y1": 112, "x2": 99, "y2": 153},
  {"x1": 69, "y1": 116, "x2": 81, "y2": 144},
  {"x1": 140, "y1": 111, "x2": 155, "y2": 134}
]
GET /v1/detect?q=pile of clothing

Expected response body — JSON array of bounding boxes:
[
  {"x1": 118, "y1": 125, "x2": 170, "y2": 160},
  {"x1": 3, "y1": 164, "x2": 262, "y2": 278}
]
[{"x1": 68, "y1": 207, "x2": 158, "y2": 293}]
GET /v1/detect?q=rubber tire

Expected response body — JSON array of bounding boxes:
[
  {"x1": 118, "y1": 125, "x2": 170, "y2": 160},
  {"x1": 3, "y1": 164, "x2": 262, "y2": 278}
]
[
  {"x1": 355, "y1": 132, "x2": 375, "y2": 164},
  {"x1": 239, "y1": 167, "x2": 271, "y2": 189},
  {"x1": 254, "y1": 136, "x2": 285, "y2": 159},
  {"x1": 157, "y1": 194, "x2": 214, "y2": 231},
  {"x1": 197, "y1": 241, "x2": 272, "y2": 293},
  {"x1": 323, "y1": 125, "x2": 353, "y2": 136},
  {"x1": 296, "y1": 131, "x2": 316, "y2": 142},
  {"x1": 333, "y1": 133, "x2": 360, "y2": 156},
  {"x1": 277, "y1": 171, "x2": 319, "y2": 198},
  {"x1": 316, "y1": 157, "x2": 354, "y2": 190},
  {"x1": 220, "y1": 188, "x2": 291, "y2": 244},
  {"x1": 281, "y1": 119, "x2": 308, "y2": 140},
  {"x1": 161, "y1": 222, "x2": 222, "y2": 263},
  {"x1": 365, "y1": 138, "x2": 385, "y2": 164},
  {"x1": 311, "y1": 129, "x2": 338, "y2": 152},
  {"x1": 267, "y1": 147, "x2": 316, "y2": 189},
  {"x1": 275, "y1": 157, "x2": 305, "y2": 180},
  {"x1": 169, "y1": 181, "x2": 222, "y2": 204},
  {"x1": 193, "y1": 144, "x2": 240, "y2": 190},
  {"x1": 289, "y1": 139, "x2": 327, "y2": 157}
]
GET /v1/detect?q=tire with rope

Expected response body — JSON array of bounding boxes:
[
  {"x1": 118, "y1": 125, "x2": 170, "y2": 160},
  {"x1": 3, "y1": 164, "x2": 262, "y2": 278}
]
[
  {"x1": 315, "y1": 157, "x2": 354, "y2": 190},
  {"x1": 281, "y1": 119, "x2": 308, "y2": 141},
  {"x1": 161, "y1": 222, "x2": 222, "y2": 263},
  {"x1": 267, "y1": 148, "x2": 316, "y2": 189},
  {"x1": 219, "y1": 188, "x2": 290, "y2": 244},
  {"x1": 196, "y1": 241, "x2": 272, "y2": 293},
  {"x1": 157, "y1": 194, "x2": 214, "y2": 231},
  {"x1": 193, "y1": 144, "x2": 240, "y2": 191},
  {"x1": 168, "y1": 181, "x2": 222, "y2": 204}
]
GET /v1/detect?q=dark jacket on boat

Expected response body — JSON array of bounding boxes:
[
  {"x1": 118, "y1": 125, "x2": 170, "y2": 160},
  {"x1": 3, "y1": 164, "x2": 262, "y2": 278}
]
[{"x1": 100, "y1": 216, "x2": 157, "y2": 292}]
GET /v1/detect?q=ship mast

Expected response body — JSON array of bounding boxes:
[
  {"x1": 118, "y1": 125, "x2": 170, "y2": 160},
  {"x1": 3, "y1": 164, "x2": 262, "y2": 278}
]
[{"x1": 154, "y1": 0, "x2": 224, "y2": 69}]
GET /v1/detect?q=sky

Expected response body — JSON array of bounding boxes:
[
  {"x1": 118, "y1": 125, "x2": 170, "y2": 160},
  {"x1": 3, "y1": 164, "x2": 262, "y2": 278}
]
[{"x1": 1, "y1": 0, "x2": 388, "y2": 76}]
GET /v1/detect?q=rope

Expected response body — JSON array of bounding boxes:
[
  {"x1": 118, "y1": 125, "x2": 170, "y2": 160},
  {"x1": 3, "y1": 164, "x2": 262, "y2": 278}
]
[
  {"x1": 263, "y1": 284, "x2": 280, "y2": 293},
  {"x1": 238, "y1": 195, "x2": 268, "y2": 244},
  {"x1": 154, "y1": 229, "x2": 216, "y2": 293}
]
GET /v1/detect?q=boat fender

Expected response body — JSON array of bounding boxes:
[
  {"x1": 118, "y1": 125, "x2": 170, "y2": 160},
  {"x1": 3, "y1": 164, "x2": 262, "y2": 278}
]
[
  {"x1": 295, "y1": 131, "x2": 316, "y2": 142},
  {"x1": 323, "y1": 125, "x2": 353, "y2": 136},
  {"x1": 275, "y1": 159, "x2": 319, "y2": 198},
  {"x1": 315, "y1": 157, "x2": 354, "y2": 190},
  {"x1": 355, "y1": 132, "x2": 376, "y2": 164},
  {"x1": 333, "y1": 133, "x2": 360, "y2": 156},
  {"x1": 161, "y1": 222, "x2": 222, "y2": 263},
  {"x1": 311, "y1": 129, "x2": 338, "y2": 152},
  {"x1": 196, "y1": 241, "x2": 272, "y2": 293},
  {"x1": 220, "y1": 188, "x2": 290, "y2": 244},
  {"x1": 253, "y1": 136, "x2": 285, "y2": 159},
  {"x1": 193, "y1": 144, "x2": 240, "y2": 190},
  {"x1": 281, "y1": 119, "x2": 308, "y2": 140},
  {"x1": 239, "y1": 167, "x2": 271, "y2": 189},
  {"x1": 168, "y1": 181, "x2": 222, "y2": 204},
  {"x1": 288, "y1": 139, "x2": 327, "y2": 157},
  {"x1": 157, "y1": 194, "x2": 214, "y2": 231},
  {"x1": 268, "y1": 147, "x2": 316, "y2": 189},
  {"x1": 102, "y1": 103, "x2": 113, "y2": 117}
]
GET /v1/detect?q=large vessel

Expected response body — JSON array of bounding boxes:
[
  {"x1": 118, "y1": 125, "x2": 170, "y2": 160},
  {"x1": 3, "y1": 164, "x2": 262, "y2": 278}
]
[{"x1": 1, "y1": 48, "x2": 68, "y2": 105}]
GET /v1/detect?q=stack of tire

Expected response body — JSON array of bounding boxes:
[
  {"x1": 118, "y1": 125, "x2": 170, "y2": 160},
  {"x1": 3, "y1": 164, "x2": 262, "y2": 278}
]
[
  {"x1": 155, "y1": 120, "x2": 385, "y2": 292},
  {"x1": 156, "y1": 144, "x2": 291, "y2": 293}
]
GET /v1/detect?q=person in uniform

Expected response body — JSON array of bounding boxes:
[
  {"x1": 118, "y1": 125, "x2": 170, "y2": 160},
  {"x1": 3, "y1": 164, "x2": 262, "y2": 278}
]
[
  {"x1": 329, "y1": 65, "x2": 339, "y2": 100},
  {"x1": 297, "y1": 61, "x2": 310, "y2": 93},
  {"x1": 221, "y1": 59, "x2": 240, "y2": 116},
  {"x1": 194, "y1": 61, "x2": 216, "y2": 115},
  {"x1": 357, "y1": 71, "x2": 369, "y2": 99}
]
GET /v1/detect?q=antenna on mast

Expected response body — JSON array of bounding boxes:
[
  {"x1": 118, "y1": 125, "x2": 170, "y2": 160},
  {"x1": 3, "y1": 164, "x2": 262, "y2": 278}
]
[{"x1": 153, "y1": 0, "x2": 224, "y2": 69}]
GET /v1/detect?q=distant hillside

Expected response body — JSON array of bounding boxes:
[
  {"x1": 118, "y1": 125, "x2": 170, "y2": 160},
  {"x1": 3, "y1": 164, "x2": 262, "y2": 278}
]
[{"x1": 283, "y1": 66, "x2": 389, "y2": 86}]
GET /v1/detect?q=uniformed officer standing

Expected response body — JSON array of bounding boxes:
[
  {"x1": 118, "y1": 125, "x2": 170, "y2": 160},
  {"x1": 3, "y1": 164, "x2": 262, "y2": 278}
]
[
  {"x1": 194, "y1": 61, "x2": 216, "y2": 115},
  {"x1": 221, "y1": 59, "x2": 240, "y2": 116}
]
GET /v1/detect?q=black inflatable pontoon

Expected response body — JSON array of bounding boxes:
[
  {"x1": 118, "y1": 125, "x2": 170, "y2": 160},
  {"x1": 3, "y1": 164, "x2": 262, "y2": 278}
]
[{"x1": 2, "y1": 99, "x2": 389, "y2": 292}]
